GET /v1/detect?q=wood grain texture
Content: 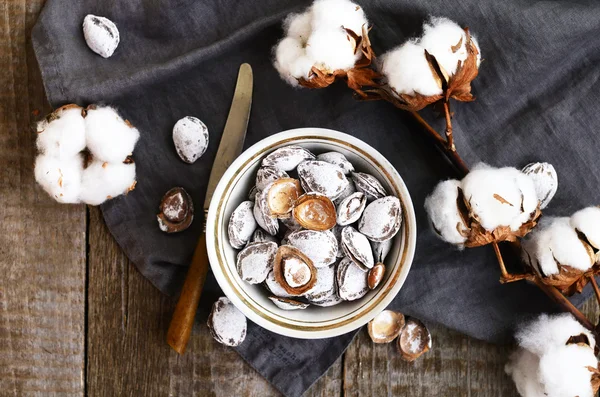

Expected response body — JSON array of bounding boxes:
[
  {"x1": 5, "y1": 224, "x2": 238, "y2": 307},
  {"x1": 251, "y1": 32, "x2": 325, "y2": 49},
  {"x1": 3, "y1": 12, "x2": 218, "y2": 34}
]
[
  {"x1": 4, "y1": 3, "x2": 600, "y2": 397},
  {"x1": 88, "y1": 207, "x2": 324, "y2": 397},
  {"x1": 0, "y1": 0, "x2": 86, "y2": 396}
]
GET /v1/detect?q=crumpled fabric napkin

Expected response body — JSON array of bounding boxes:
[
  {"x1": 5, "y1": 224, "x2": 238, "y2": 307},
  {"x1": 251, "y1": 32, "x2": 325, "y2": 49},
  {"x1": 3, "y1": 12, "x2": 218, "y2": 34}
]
[{"x1": 32, "y1": 0, "x2": 600, "y2": 395}]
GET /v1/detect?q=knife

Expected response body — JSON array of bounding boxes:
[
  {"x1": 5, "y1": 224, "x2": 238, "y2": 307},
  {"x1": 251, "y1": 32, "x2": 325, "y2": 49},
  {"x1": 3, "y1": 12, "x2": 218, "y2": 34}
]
[{"x1": 167, "y1": 63, "x2": 253, "y2": 354}]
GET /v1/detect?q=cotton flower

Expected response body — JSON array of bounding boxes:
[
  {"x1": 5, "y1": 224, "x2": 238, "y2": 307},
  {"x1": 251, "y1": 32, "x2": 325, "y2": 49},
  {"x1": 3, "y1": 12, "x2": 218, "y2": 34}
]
[
  {"x1": 306, "y1": 28, "x2": 359, "y2": 72},
  {"x1": 380, "y1": 41, "x2": 443, "y2": 97},
  {"x1": 521, "y1": 217, "x2": 595, "y2": 277},
  {"x1": 284, "y1": 12, "x2": 313, "y2": 43},
  {"x1": 273, "y1": 37, "x2": 315, "y2": 85},
  {"x1": 378, "y1": 16, "x2": 481, "y2": 109},
  {"x1": 538, "y1": 345, "x2": 598, "y2": 397},
  {"x1": 514, "y1": 313, "x2": 596, "y2": 356},
  {"x1": 506, "y1": 313, "x2": 599, "y2": 397},
  {"x1": 85, "y1": 106, "x2": 140, "y2": 163},
  {"x1": 425, "y1": 163, "x2": 540, "y2": 248},
  {"x1": 79, "y1": 160, "x2": 136, "y2": 206},
  {"x1": 36, "y1": 106, "x2": 86, "y2": 159},
  {"x1": 310, "y1": 0, "x2": 367, "y2": 34},
  {"x1": 273, "y1": 0, "x2": 368, "y2": 86},
  {"x1": 505, "y1": 349, "x2": 545, "y2": 397},
  {"x1": 461, "y1": 164, "x2": 538, "y2": 232},
  {"x1": 34, "y1": 154, "x2": 84, "y2": 204},
  {"x1": 423, "y1": 179, "x2": 467, "y2": 245},
  {"x1": 570, "y1": 206, "x2": 600, "y2": 250},
  {"x1": 419, "y1": 17, "x2": 480, "y2": 76},
  {"x1": 34, "y1": 104, "x2": 139, "y2": 205}
]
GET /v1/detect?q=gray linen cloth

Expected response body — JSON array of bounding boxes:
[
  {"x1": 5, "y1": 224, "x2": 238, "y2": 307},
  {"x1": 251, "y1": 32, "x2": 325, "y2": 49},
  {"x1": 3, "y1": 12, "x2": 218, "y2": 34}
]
[{"x1": 32, "y1": 0, "x2": 600, "y2": 395}]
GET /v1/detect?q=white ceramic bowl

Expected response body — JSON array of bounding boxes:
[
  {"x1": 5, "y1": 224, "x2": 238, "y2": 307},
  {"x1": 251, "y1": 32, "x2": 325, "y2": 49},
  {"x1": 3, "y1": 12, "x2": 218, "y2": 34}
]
[{"x1": 206, "y1": 128, "x2": 416, "y2": 339}]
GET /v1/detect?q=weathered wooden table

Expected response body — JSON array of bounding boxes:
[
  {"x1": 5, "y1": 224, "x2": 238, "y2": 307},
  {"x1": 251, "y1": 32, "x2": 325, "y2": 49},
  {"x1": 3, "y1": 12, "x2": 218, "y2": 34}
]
[{"x1": 3, "y1": 2, "x2": 598, "y2": 395}]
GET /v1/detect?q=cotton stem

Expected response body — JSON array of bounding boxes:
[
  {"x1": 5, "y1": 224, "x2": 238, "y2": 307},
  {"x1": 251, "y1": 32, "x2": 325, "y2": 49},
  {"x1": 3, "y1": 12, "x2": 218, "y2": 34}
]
[
  {"x1": 443, "y1": 100, "x2": 455, "y2": 152},
  {"x1": 408, "y1": 111, "x2": 469, "y2": 176},
  {"x1": 533, "y1": 278, "x2": 595, "y2": 331}
]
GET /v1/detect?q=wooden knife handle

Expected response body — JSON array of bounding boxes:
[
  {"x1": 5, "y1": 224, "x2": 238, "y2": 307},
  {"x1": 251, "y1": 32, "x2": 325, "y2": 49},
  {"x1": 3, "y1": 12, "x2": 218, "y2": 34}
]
[{"x1": 167, "y1": 229, "x2": 209, "y2": 354}]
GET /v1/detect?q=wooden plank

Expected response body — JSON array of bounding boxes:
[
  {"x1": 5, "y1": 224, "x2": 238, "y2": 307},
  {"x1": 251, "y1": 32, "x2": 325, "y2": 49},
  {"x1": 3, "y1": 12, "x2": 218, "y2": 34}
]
[
  {"x1": 343, "y1": 323, "x2": 469, "y2": 397},
  {"x1": 87, "y1": 207, "x2": 342, "y2": 396},
  {"x1": 0, "y1": 0, "x2": 87, "y2": 396},
  {"x1": 467, "y1": 338, "x2": 518, "y2": 396}
]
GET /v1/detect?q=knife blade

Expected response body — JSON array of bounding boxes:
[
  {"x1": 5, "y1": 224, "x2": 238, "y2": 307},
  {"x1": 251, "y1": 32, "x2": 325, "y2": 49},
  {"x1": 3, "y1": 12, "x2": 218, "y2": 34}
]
[
  {"x1": 204, "y1": 63, "x2": 253, "y2": 212},
  {"x1": 167, "y1": 63, "x2": 253, "y2": 355}
]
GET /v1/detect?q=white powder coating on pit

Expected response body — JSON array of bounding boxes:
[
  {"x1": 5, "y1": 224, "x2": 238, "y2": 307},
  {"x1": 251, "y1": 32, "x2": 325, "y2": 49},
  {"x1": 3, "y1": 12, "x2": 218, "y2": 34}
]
[
  {"x1": 236, "y1": 242, "x2": 277, "y2": 284},
  {"x1": 341, "y1": 226, "x2": 374, "y2": 270},
  {"x1": 173, "y1": 116, "x2": 209, "y2": 164},
  {"x1": 228, "y1": 201, "x2": 257, "y2": 249},
  {"x1": 331, "y1": 225, "x2": 345, "y2": 258},
  {"x1": 163, "y1": 192, "x2": 184, "y2": 219},
  {"x1": 83, "y1": 15, "x2": 120, "y2": 58},
  {"x1": 334, "y1": 181, "x2": 357, "y2": 205},
  {"x1": 298, "y1": 160, "x2": 350, "y2": 200},
  {"x1": 359, "y1": 196, "x2": 402, "y2": 242},
  {"x1": 253, "y1": 192, "x2": 279, "y2": 236},
  {"x1": 268, "y1": 297, "x2": 309, "y2": 311},
  {"x1": 283, "y1": 256, "x2": 311, "y2": 287},
  {"x1": 264, "y1": 270, "x2": 294, "y2": 298},
  {"x1": 370, "y1": 310, "x2": 404, "y2": 341},
  {"x1": 303, "y1": 263, "x2": 336, "y2": 301},
  {"x1": 316, "y1": 152, "x2": 354, "y2": 175},
  {"x1": 157, "y1": 216, "x2": 169, "y2": 232},
  {"x1": 208, "y1": 297, "x2": 247, "y2": 347},
  {"x1": 261, "y1": 145, "x2": 315, "y2": 171},
  {"x1": 372, "y1": 239, "x2": 393, "y2": 263},
  {"x1": 287, "y1": 229, "x2": 338, "y2": 268},
  {"x1": 351, "y1": 172, "x2": 387, "y2": 201},
  {"x1": 405, "y1": 323, "x2": 421, "y2": 353},
  {"x1": 337, "y1": 257, "x2": 369, "y2": 301},
  {"x1": 337, "y1": 192, "x2": 366, "y2": 226},
  {"x1": 256, "y1": 167, "x2": 289, "y2": 191}
]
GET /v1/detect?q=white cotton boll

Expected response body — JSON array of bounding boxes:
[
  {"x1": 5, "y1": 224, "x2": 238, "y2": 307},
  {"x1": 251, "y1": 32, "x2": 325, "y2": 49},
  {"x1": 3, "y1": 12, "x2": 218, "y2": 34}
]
[
  {"x1": 538, "y1": 344, "x2": 597, "y2": 397},
  {"x1": 310, "y1": 0, "x2": 367, "y2": 34},
  {"x1": 79, "y1": 160, "x2": 136, "y2": 205},
  {"x1": 419, "y1": 17, "x2": 468, "y2": 76},
  {"x1": 306, "y1": 28, "x2": 359, "y2": 72},
  {"x1": 424, "y1": 179, "x2": 467, "y2": 245},
  {"x1": 505, "y1": 349, "x2": 545, "y2": 397},
  {"x1": 380, "y1": 42, "x2": 443, "y2": 97},
  {"x1": 515, "y1": 313, "x2": 596, "y2": 357},
  {"x1": 273, "y1": 37, "x2": 314, "y2": 85},
  {"x1": 36, "y1": 107, "x2": 86, "y2": 159},
  {"x1": 471, "y1": 35, "x2": 482, "y2": 67},
  {"x1": 34, "y1": 154, "x2": 83, "y2": 204},
  {"x1": 538, "y1": 217, "x2": 594, "y2": 273},
  {"x1": 460, "y1": 166, "x2": 524, "y2": 232},
  {"x1": 284, "y1": 11, "x2": 313, "y2": 44},
  {"x1": 522, "y1": 217, "x2": 594, "y2": 276},
  {"x1": 85, "y1": 106, "x2": 140, "y2": 163},
  {"x1": 571, "y1": 206, "x2": 600, "y2": 249},
  {"x1": 508, "y1": 169, "x2": 539, "y2": 230}
]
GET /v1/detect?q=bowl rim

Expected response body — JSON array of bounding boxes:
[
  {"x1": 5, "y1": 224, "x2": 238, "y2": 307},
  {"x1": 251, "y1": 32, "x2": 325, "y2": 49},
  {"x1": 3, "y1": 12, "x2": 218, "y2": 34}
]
[{"x1": 206, "y1": 128, "x2": 417, "y2": 339}]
